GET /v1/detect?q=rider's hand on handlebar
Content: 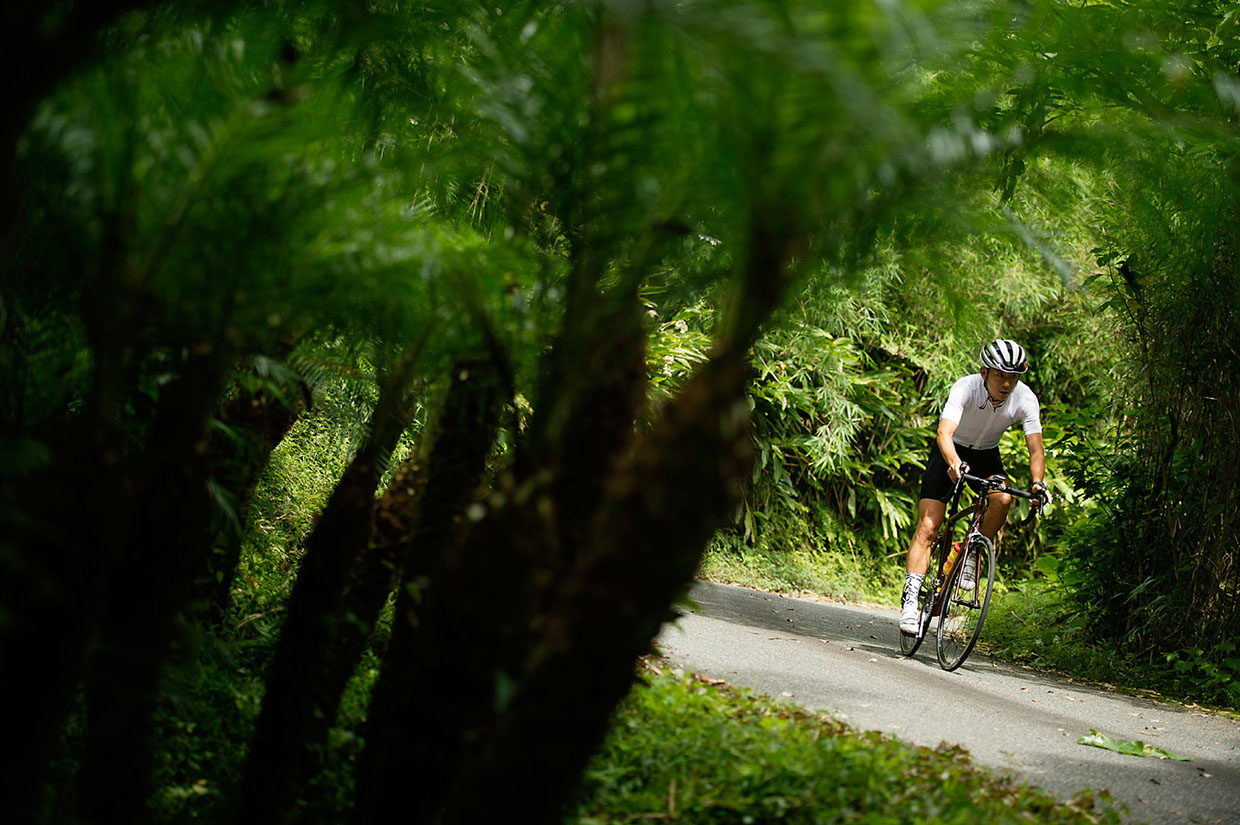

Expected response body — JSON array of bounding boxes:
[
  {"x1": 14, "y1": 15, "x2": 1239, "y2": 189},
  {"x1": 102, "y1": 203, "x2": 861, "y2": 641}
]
[
  {"x1": 948, "y1": 460, "x2": 969, "y2": 484},
  {"x1": 1032, "y1": 480, "x2": 1052, "y2": 507}
]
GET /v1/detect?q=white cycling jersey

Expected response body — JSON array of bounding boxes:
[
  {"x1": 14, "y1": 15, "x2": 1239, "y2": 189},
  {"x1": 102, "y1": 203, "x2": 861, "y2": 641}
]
[{"x1": 941, "y1": 373, "x2": 1041, "y2": 450}]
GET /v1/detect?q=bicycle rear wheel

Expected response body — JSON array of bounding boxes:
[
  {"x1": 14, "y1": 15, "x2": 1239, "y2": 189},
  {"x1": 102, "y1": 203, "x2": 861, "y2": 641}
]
[
  {"x1": 898, "y1": 571, "x2": 935, "y2": 656},
  {"x1": 936, "y1": 535, "x2": 996, "y2": 671}
]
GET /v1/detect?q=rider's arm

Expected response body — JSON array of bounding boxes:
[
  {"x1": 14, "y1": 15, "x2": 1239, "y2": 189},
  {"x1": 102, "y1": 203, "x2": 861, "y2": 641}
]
[
  {"x1": 937, "y1": 418, "x2": 963, "y2": 482},
  {"x1": 1018, "y1": 387, "x2": 1048, "y2": 502},
  {"x1": 1025, "y1": 432, "x2": 1045, "y2": 484},
  {"x1": 1026, "y1": 431, "x2": 1050, "y2": 503}
]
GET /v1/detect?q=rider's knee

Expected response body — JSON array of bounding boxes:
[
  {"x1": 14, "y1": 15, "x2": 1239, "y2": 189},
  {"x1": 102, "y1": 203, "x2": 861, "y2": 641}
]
[{"x1": 915, "y1": 513, "x2": 941, "y2": 540}]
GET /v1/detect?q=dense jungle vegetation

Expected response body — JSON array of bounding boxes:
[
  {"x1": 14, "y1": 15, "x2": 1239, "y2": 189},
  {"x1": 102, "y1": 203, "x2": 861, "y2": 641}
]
[{"x1": 1, "y1": 1, "x2": 1237, "y2": 823}]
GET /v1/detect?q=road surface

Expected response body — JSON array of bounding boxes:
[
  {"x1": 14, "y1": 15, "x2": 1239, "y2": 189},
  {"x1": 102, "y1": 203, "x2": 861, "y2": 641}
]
[{"x1": 655, "y1": 581, "x2": 1240, "y2": 825}]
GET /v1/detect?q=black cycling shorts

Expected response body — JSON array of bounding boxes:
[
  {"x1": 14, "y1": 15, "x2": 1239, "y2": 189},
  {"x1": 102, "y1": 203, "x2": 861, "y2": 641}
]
[{"x1": 919, "y1": 441, "x2": 1006, "y2": 503}]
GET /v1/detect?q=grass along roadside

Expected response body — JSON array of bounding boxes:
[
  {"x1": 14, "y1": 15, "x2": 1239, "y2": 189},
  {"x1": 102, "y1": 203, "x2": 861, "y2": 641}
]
[
  {"x1": 697, "y1": 541, "x2": 903, "y2": 608},
  {"x1": 983, "y1": 583, "x2": 1240, "y2": 715},
  {"x1": 572, "y1": 667, "x2": 1123, "y2": 825}
]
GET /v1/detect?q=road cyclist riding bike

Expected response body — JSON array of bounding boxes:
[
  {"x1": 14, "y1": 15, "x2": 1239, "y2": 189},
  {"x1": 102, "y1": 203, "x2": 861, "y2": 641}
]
[
  {"x1": 900, "y1": 466, "x2": 1044, "y2": 669},
  {"x1": 898, "y1": 339, "x2": 1052, "y2": 665}
]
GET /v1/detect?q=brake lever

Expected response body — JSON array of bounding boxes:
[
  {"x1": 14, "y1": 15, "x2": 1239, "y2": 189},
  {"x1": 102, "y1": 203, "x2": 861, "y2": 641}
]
[{"x1": 1018, "y1": 497, "x2": 1043, "y2": 526}]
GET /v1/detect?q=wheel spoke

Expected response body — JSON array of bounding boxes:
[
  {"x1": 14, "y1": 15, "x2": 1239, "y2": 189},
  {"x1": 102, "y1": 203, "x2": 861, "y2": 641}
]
[{"x1": 936, "y1": 537, "x2": 995, "y2": 671}]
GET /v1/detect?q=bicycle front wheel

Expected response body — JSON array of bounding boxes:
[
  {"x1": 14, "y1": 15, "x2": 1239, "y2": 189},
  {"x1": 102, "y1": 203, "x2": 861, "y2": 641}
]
[{"x1": 936, "y1": 535, "x2": 996, "y2": 671}]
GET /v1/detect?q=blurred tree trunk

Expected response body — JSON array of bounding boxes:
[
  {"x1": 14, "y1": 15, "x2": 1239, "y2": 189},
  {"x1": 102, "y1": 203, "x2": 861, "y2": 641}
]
[
  {"x1": 0, "y1": 198, "x2": 139, "y2": 822},
  {"x1": 235, "y1": 417, "x2": 391, "y2": 823},
  {"x1": 354, "y1": 212, "x2": 797, "y2": 824},
  {"x1": 0, "y1": 452, "x2": 109, "y2": 825},
  {"x1": 77, "y1": 345, "x2": 232, "y2": 825},
  {"x1": 0, "y1": 344, "x2": 232, "y2": 825},
  {"x1": 532, "y1": 297, "x2": 651, "y2": 596},
  {"x1": 1, "y1": 194, "x2": 235, "y2": 823},
  {"x1": 0, "y1": 18, "x2": 249, "y2": 817},
  {"x1": 349, "y1": 295, "x2": 648, "y2": 824},
  {"x1": 235, "y1": 351, "x2": 486, "y2": 825},
  {"x1": 348, "y1": 356, "x2": 512, "y2": 825},
  {"x1": 431, "y1": 214, "x2": 797, "y2": 825},
  {"x1": 443, "y1": 349, "x2": 753, "y2": 825}
]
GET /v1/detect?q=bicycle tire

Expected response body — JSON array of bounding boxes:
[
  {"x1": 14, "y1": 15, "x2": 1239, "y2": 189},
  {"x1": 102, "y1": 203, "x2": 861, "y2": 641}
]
[{"x1": 936, "y1": 534, "x2": 996, "y2": 671}]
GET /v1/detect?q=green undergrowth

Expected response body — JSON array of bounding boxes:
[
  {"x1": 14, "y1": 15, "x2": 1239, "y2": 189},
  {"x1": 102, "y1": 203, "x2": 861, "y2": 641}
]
[
  {"x1": 231, "y1": 409, "x2": 359, "y2": 618},
  {"x1": 145, "y1": 626, "x2": 376, "y2": 824},
  {"x1": 698, "y1": 537, "x2": 903, "y2": 607},
  {"x1": 983, "y1": 584, "x2": 1138, "y2": 685},
  {"x1": 572, "y1": 668, "x2": 1123, "y2": 825},
  {"x1": 983, "y1": 582, "x2": 1240, "y2": 713}
]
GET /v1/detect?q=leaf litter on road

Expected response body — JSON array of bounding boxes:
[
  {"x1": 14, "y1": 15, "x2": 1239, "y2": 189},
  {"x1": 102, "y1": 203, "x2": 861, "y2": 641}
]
[{"x1": 1077, "y1": 729, "x2": 1193, "y2": 761}]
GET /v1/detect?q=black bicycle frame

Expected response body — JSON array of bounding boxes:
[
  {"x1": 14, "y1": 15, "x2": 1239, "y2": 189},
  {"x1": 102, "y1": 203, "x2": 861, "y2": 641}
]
[{"x1": 931, "y1": 472, "x2": 1041, "y2": 604}]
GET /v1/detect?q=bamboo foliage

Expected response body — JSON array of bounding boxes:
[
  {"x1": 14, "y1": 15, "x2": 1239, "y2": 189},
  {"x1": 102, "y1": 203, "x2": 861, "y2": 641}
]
[{"x1": 969, "y1": 0, "x2": 1240, "y2": 700}]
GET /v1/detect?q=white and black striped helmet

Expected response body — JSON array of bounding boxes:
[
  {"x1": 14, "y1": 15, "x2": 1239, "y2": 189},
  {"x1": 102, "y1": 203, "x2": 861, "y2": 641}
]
[{"x1": 979, "y1": 339, "x2": 1028, "y2": 374}]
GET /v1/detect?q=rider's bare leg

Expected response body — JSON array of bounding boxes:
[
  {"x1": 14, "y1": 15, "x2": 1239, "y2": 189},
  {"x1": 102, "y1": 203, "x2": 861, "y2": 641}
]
[
  {"x1": 980, "y1": 491, "x2": 1011, "y2": 540},
  {"x1": 906, "y1": 498, "x2": 947, "y2": 576}
]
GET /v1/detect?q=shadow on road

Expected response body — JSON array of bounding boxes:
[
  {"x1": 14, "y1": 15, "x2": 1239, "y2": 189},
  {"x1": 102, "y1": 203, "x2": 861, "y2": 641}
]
[{"x1": 682, "y1": 580, "x2": 901, "y2": 656}]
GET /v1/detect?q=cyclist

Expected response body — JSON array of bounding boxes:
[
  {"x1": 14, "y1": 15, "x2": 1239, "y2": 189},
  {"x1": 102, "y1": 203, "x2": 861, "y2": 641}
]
[{"x1": 899, "y1": 339, "x2": 1052, "y2": 634}]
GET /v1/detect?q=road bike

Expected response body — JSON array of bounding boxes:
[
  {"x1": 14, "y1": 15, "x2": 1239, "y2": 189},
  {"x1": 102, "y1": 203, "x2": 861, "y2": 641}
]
[{"x1": 899, "y1": 469, "x2": 1043, "y2": 671}]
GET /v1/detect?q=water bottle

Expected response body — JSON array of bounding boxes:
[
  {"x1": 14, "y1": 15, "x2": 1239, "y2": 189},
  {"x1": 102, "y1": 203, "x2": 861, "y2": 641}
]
[{"x1": 943, "y1": 541, "x2": 962, "y2": 576}]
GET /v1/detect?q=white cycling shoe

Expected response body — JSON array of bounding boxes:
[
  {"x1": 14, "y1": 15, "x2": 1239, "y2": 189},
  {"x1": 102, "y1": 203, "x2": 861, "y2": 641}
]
[
  {"x1": 899, "y1": 601, "x2": 920, "y2": 634},
  {"x1": 960, "y1": 551, "x2": 977, "y2": 591}
]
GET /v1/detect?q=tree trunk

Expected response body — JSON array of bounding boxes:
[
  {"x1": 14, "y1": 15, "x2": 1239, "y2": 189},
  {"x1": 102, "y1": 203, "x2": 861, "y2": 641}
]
[
  {"x1": 437, "y1": 351, "x2": 753, "y2": 825},
  {"x1": 349, "y1": 359, "x2": 506, "y2": 825},
  {"x1": 234, "y1": 429, "x2": 388, "y2": 825},
  {"x1": 0, "y1": 471, "x2": 102, "y2": 825},
  {"x1": 76, "y1": 347, "x2": 229, "y2": 825},
  {"x1": 538, "y1": 297, "x2": 649, "y2": 595},
  {"x1": 237, "y1": 355, "x2": 487, "y2": 825},
  {"x1": 352, "y1": 294, "x2": 651, "y2": 824}
]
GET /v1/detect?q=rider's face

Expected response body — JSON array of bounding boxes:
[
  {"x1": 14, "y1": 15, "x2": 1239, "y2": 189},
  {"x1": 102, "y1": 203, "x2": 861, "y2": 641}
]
[{"x1": 982, "y1": 367, "x2": 1020, "y2": 400}]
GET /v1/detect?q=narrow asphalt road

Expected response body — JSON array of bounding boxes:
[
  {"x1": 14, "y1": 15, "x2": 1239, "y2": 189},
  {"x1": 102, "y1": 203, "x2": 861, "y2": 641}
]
[{"x1": 655, "y1": 581, "x2": 1240, "y2": 825}]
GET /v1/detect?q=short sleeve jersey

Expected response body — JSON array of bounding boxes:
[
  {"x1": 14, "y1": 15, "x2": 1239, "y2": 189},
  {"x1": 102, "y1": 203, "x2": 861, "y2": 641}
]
[{"x1": 940, "y1": 374, "x2": 1041, "y2": 450}]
